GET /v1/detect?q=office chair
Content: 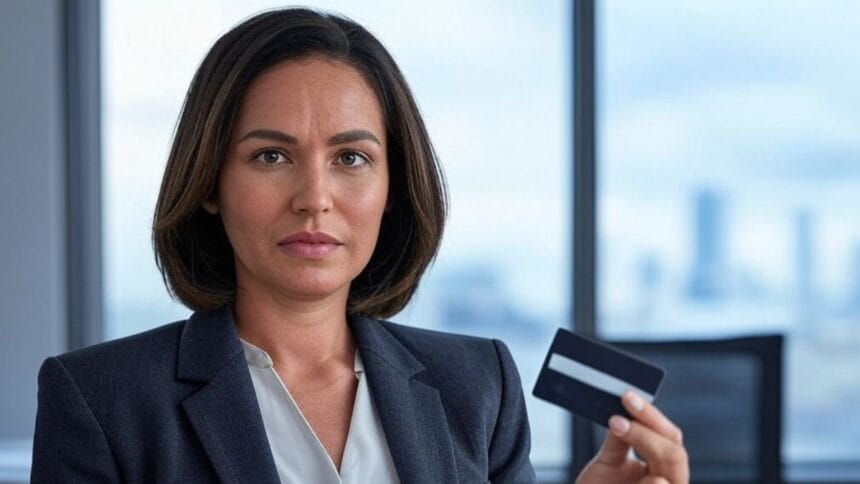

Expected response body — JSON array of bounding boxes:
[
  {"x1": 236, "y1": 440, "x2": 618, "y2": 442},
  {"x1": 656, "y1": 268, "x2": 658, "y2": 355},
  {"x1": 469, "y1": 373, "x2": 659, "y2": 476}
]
[{"x1": 570, "y1": 334, "x2": 784, "y2": 483}]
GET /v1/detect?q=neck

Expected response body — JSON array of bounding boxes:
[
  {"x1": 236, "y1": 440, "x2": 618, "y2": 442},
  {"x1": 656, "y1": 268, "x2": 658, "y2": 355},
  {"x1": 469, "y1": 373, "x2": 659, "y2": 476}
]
[{"x1": 232, "y1": 286, "x2": 354, "y2": 374}]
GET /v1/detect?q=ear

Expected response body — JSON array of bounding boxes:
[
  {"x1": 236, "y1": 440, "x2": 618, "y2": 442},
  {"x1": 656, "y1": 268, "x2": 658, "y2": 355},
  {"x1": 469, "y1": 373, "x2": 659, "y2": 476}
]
[{"x1": 202, "y1": 199, "x2": 219, "y2": 214}]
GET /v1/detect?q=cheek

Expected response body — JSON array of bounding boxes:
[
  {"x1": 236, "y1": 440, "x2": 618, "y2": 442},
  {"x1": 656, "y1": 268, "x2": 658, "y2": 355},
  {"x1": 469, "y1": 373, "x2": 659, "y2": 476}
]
[
  {"x1": 219, "y1": 181, "x2": 279, "y2": 247},
  {"x1": 345, "y1": 188, "x2": 388, "y2": 242}
]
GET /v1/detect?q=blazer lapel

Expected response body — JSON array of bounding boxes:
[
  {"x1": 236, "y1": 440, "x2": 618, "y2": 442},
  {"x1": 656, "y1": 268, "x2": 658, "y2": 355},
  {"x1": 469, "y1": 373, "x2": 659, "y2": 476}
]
[
  {"x1": 351, "y1": 316, "x2": 459, "y2": 483},
  {"x1": 177, "y1": 306, "x2": 280, "y2": 484}
]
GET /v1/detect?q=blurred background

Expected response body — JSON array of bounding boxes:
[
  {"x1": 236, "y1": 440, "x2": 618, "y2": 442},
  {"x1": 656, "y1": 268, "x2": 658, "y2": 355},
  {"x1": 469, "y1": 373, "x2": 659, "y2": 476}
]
[{"x1": 1, "y1": 0, "x2": 858, "y2": 482}]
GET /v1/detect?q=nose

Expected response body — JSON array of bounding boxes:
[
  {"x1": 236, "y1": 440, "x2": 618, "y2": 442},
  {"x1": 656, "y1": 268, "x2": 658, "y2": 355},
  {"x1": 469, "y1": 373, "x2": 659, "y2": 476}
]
[{"x1": 290, "y1": 163, "x2": 334, "y2": 216}]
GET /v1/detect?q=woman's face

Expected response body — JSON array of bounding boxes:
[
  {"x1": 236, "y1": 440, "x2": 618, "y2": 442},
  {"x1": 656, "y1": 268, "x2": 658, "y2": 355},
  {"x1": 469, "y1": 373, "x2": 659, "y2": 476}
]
[{"x1": 206, "y1": 57, "x2": 389, "y2": 305}]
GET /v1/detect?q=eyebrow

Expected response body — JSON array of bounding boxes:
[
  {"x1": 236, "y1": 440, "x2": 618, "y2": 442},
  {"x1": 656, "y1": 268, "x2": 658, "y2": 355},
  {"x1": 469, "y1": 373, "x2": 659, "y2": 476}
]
[
  {"x1": 238, "y1": 129, "x2": 297, "y2": 144},
  {"x1": 327, "y1": 129, "x2": 382, "y2": 146},
  {"x1": 237, "y1": 128, "x2": 382, "y2": 146}
]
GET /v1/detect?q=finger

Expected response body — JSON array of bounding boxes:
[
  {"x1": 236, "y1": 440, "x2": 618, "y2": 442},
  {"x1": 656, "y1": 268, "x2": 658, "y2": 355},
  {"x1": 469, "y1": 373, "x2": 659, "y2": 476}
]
[
  {"x1": 638, "y1": 477, "x2": 669, "y2": 484},
  {"x1": 609, "y1": 416, "x2": 689, "y2": 483},
  {"x1": 593, "y1": 426, "x2": 631, "y2": 466},
  {"x1": 622, "y1": 390, "x2": 683, "y2": 445}
]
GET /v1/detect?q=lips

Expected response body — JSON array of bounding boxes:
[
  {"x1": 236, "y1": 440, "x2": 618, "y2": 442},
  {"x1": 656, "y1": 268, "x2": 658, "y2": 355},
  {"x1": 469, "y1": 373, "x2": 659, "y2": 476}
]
[
  {"x1": 279, "y1": 231, "x2": 342, "y2": 245},
  {"x1": 277, "y1": 231, "x2": 342, "y2": 259}
]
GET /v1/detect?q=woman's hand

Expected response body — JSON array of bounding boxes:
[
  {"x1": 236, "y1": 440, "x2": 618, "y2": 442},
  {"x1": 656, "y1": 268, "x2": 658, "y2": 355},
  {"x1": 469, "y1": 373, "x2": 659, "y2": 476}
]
[{"x1": 575, "y1": 390, "x2": 689, "y2": 484}]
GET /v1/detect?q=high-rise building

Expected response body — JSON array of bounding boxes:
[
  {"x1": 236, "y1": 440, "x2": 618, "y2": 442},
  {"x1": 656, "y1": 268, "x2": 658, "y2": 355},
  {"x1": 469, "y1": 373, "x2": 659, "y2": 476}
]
[{"x1": 687, "y1": 188, "x2": 727, "y2": 300}]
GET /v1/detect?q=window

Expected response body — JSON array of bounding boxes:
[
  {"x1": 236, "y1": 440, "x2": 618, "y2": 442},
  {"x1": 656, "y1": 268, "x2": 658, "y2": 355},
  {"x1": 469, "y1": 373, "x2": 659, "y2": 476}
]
[
  {"x1": 597, "y1": 0, "x2": 860, "y2": 465},
  {"x1": 103, "y1": 0, "x2": 570, "y2": 467}
]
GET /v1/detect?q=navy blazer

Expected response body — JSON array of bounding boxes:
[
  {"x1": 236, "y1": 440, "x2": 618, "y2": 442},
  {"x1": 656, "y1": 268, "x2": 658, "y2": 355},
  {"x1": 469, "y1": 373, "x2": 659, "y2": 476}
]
[{"x1": 31, "y1": 306, "x2": 536, "y2": 483}]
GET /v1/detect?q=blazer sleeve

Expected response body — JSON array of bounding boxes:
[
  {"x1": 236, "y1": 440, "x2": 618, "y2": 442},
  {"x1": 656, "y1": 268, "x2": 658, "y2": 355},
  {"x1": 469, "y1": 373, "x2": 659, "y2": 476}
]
[
  {"x1": 487, "y1": 339, "x2": 537, "y2": 483},
  {"x1": 31, "y1": 356, "x2": 122, "y2": 483}
]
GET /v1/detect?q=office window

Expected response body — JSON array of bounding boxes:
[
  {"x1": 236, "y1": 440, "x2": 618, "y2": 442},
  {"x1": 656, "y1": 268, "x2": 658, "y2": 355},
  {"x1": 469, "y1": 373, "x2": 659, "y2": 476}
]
[
  {"x1": 597, "y1": 0, "x2": 860, "y2": 463},
  {"x1": 103, "y1": 0, "x2": 570, "y2": 466}
]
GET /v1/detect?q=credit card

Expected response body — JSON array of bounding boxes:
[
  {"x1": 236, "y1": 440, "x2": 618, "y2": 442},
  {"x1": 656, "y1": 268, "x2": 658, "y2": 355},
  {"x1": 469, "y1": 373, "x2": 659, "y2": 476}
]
[{"x1": 532, "y1": 328, "x2": 666, "y2": 426}]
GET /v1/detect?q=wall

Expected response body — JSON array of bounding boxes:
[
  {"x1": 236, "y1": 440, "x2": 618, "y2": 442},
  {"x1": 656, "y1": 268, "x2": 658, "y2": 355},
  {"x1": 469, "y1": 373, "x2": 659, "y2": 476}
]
[{"x1": 0, "y1": 0, "x2": 66, "y2": 444}]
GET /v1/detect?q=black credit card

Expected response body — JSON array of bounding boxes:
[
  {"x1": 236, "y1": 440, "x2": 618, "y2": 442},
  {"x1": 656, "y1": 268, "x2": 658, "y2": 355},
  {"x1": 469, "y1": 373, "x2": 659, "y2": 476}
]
[{"x1": 533, "y1": 328, "x2": 666, "y2": 426}]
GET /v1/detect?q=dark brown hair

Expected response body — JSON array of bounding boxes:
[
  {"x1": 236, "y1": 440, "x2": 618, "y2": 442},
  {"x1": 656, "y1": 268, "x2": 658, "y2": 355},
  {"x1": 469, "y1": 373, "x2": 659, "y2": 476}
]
[{"x1": 153, "y1": 8, "x2": 447, "y2": 318}]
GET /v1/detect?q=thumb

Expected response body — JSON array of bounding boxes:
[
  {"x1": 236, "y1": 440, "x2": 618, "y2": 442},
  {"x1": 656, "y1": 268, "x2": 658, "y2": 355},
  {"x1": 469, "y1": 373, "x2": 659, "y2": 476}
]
[{"x1": 638, "y1": 478, "x2": 669, "y2": 484}]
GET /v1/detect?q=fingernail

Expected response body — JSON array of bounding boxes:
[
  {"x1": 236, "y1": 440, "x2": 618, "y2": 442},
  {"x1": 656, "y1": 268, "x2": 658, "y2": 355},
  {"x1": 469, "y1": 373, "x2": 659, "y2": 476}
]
[
  {"x1": 609, "y1": 415, "x2": 630, "y2": 435},
  {"x1": 624, "y1": 390, "x2": 645, "y2": 412}
]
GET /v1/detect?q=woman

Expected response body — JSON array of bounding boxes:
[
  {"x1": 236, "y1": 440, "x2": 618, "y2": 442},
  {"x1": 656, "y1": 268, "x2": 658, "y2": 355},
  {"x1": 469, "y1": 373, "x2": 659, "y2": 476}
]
[{"x1": 32, "y1": 8, "x2": 687, "y2": 483}]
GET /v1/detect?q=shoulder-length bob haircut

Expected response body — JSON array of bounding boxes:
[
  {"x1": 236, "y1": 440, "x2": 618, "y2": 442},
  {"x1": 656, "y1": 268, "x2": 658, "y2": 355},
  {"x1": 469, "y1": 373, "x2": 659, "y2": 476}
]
[{"x1": 153, "y1": 7, "x2": 447, "y2": 319}]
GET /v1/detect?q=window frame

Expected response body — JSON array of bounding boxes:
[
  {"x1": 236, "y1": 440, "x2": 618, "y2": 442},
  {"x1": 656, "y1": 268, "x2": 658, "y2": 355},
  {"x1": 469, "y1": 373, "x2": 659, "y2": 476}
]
[{"x1": 65, "y1": 0, "x2": 103, "y2": 351}]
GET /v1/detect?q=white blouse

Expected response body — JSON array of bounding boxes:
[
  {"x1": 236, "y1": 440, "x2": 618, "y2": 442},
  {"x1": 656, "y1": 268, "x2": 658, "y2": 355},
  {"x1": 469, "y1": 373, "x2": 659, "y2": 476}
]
[{"x1": 240, "y1": 339, "x2": 400, "y2": 484}]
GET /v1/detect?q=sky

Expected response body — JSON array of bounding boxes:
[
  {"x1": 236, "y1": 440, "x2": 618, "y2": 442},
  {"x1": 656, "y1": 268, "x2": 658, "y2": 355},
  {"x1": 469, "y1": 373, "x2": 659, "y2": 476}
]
[{"x1": 598, "y1": 0, "x2": 860, "y2": 310}]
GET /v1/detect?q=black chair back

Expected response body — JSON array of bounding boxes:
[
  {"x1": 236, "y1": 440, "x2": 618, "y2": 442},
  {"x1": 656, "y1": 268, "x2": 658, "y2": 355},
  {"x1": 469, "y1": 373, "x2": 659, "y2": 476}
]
[{"x1": 571, "y1": 334, "x2": 784, "y2": 483}]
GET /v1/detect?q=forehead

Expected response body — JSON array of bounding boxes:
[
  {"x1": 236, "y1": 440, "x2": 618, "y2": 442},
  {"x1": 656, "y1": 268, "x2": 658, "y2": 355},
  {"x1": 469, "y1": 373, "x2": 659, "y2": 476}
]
[{"x1": 234, "y1": 57, "x2": 385, "y2": 137}]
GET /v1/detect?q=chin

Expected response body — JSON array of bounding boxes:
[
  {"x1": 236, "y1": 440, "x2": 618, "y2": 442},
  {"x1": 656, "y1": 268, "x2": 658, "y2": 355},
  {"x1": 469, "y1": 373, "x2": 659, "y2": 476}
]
[{"x1": 277, "y1": 273, "x2": 352, "y2": 302}]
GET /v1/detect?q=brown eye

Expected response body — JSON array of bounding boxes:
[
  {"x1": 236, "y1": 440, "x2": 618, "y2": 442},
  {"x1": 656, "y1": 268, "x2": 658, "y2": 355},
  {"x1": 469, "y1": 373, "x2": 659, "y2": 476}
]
[
  {"x1": 254, "y1": 149, "x2": 286, "y2": 165},
  {"x1": 339, "y1": 151, "x2": 368, "y2": 167}
]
